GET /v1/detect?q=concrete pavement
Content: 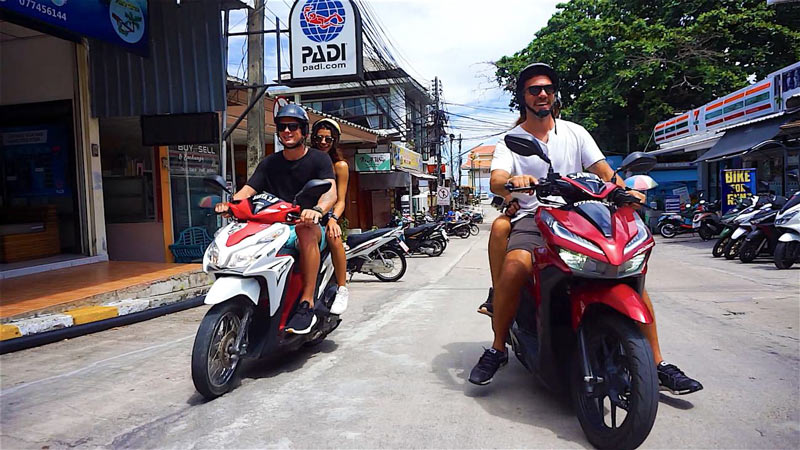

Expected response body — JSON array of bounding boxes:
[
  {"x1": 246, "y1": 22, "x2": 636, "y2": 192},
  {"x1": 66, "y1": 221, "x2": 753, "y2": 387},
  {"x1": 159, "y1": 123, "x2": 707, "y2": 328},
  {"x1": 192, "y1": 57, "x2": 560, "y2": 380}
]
[{"x1": 1, "y1": 213, "x2": 798, "y2": 448}]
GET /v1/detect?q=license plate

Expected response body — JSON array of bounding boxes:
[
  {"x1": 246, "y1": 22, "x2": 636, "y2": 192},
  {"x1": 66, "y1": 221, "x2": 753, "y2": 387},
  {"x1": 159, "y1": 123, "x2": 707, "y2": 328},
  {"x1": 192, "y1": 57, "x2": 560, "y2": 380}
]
[{"x1": 399, "y1": 241, "x2": 410, "y2": 252}]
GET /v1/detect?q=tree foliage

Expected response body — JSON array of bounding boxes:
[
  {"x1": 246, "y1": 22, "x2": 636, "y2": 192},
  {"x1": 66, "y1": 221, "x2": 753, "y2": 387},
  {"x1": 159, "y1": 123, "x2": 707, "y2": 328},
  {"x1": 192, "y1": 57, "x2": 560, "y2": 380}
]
[{"x1": 494, "y1": 0, "x2": 800, "y2": 154}]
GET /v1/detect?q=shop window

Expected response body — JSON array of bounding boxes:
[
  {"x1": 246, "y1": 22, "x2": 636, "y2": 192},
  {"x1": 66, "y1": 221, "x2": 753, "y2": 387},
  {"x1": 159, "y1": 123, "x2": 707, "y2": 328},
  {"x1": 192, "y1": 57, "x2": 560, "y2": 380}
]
[
  {"x1": 168, "y1": 144, "x2": 220, "y2": 239},
  {"x1": 787, "y1": 152, "x2": 799, "y2": 195},
  {"x1": 101, "y1": 145, "x2": 156, "y2": 223}
]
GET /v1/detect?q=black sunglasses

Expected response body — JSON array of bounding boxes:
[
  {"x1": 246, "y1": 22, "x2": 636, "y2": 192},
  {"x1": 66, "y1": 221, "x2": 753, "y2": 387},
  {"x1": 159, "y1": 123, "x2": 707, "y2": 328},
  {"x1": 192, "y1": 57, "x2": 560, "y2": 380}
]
[
  {"x1": 314, "y1": 136, "x2": 334, "y2": 143},
  {"x1": 277, "y1": 123, "x2": 301, "y2": 132},
  {"x1": 527, "y1": 84, "x2": 556, "y2": 96}
]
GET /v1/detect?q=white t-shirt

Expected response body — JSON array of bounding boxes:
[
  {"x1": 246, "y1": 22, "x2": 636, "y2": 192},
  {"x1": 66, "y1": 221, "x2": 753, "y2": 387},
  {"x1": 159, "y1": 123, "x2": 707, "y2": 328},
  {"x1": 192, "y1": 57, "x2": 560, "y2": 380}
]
[{"x1": 490, "y1": 120, "x2": 605, "y2": 216}]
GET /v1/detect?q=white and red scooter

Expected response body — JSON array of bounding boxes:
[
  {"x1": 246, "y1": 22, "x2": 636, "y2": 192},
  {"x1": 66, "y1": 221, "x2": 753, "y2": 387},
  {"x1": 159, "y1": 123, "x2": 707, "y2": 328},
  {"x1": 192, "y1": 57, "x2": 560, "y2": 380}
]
[{"x1": 191, "y1": 176, "x2": 340, "y2": 399}]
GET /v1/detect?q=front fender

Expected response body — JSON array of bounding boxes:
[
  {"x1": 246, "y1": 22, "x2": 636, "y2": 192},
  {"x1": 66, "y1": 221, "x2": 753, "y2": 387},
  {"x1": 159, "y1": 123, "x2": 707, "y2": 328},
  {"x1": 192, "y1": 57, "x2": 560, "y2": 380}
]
[
  {"x1": 731, "y1": 227, "x2": 749, "y2": 240},
  {"x1": 779, "y1": 231, "x2": 800, "y2": 242},
  {"x1": 204, "y1": 277, "x2": 260, "y2": 306},
  {"x1": 570, "y1": 283, "x2": 653, "y2": 330}
]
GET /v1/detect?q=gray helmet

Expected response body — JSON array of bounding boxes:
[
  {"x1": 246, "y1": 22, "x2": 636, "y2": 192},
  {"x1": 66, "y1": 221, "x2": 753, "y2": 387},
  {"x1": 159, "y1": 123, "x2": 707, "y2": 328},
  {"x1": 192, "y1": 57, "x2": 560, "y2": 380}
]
[
  {"x1": 275, "y1": 103, "x2": 310, "y2": 135},
  {"x1": 515, "y1": 63, "x2": 559, "y2": 107}
]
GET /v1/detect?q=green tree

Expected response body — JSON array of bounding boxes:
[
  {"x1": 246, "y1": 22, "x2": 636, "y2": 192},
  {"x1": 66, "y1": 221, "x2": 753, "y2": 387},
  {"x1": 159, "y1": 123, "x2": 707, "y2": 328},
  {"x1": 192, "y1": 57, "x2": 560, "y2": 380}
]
[{"x1": 495, "y1": 0, "x2": 800, "y2": 154}]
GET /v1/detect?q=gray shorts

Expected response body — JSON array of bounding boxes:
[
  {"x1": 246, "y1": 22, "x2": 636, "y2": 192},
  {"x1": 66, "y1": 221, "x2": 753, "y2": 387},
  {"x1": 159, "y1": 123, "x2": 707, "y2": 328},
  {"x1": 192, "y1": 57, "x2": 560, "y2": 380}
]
[{"x1": 507, "y1": 215, "x2": 544, "y2": 255}]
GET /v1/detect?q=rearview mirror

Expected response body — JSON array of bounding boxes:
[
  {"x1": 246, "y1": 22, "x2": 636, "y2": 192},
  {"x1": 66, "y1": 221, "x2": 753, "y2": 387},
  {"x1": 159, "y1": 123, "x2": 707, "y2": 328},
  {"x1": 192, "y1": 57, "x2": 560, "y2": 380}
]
[
  {"x1": 203, "y1": 175, "x2": 231, "y2": 195},
  {"x1": 504, "y1": 134, "x2": 551, "y2": 165},
  {"x1": 294, "y1": 179, "x2": 332, "y2": 209},
  {"x1": 619, "y1": 152, "x2": 657, "y2": 173}
]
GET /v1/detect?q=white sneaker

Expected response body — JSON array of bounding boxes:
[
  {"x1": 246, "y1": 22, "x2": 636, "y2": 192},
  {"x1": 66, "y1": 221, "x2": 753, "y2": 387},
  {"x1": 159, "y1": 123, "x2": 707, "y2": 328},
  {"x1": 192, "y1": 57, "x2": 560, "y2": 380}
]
[{"x1": 330, "y1": 286, "x2": 349, "y2": 315}]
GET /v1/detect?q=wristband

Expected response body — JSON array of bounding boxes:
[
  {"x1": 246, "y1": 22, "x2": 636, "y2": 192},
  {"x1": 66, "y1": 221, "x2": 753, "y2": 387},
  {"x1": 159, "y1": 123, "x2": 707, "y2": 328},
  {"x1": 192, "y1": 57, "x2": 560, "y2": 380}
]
[{"x1": 312, "y1": 206, "x2": 324, "y2": 215}]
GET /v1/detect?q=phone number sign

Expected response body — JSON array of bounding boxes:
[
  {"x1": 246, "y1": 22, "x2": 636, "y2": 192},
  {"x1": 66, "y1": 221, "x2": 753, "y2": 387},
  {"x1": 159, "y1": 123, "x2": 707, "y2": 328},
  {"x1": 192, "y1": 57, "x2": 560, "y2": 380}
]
[{"x1": 1, "y1": 0, "x2": 148, "y2": 55}]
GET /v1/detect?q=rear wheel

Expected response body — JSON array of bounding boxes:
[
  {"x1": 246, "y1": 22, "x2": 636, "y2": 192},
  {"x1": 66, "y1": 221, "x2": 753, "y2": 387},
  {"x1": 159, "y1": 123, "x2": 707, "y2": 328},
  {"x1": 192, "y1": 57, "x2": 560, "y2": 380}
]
[
  {"x1": 739, "y1": 239, "x2": 761, "y2": 263},
  {"x1": 470, "y1": 224, "x2": 480, "y2": 236},
  {"x1": 723, "y1": 237, "x2": 743, "y2": 260},
  {"x1": 573, "y1": 314, "x2": 659, "y2": 450},
  {"x1": 659, "y1": 223, "x2": 677, "y2": 238},
  {"x1": 458, "y1": 227, "x2": 470, "y2": 239},
  {"x1": 712, "y1": 236, "x2": 729, "y2": 258},
  {"x1": 774, "y1": 241, "x2": 798, "y2": 269},
  {"x1": 191, "y1": 300, "x2": 252, "y2": 399},
  {"x1": 373, "y1": 249, "x2": 407, "y2": 282}
]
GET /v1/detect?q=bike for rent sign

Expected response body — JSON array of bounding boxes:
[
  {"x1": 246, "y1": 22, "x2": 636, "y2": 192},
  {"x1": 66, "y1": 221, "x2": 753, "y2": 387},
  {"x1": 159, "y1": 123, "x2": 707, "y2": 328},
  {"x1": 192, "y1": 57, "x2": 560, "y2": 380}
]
[
  {"x1": 289, "y1": 0, "x2": 363, "y2": 83},
  {"x1": 720, "y1": 168, "x2": 757, "y2": 214}
]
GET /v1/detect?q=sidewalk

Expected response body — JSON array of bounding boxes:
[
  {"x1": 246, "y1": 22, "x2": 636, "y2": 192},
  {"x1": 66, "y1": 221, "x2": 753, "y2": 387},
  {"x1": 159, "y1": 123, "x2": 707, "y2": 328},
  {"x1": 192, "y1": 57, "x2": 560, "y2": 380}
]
[{"x1": 0, "y1": 261, "x2": 211, "y2": 343}]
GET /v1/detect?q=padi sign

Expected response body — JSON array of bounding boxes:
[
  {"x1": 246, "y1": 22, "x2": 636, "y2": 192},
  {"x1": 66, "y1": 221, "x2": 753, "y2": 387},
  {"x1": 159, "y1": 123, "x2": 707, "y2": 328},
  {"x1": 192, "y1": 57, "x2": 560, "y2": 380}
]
[{"x1": 289, "y1": 0, "x2": 363, "y2": 83}]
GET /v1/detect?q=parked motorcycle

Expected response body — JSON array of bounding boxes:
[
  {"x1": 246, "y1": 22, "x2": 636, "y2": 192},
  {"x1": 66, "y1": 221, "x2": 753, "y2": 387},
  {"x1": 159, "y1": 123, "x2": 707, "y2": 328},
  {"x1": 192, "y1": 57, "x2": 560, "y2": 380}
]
[
  {"x1": 657, "y1": 202, "x2": 703, "y2": 238},
  {"x1": 738, "y1": 196, "x2": 786, "y2": 263},
  {"x1": 403, "y1": 222, "x2": 447, "y2": 256},
  {"x1": 503, "y1": 134, "x2": 660, "y2": 449},
  {"x1": 723, "y1": 199, "x2": 778, "y2": 260},
  {"x1": 696, "y1": 200, "x2": 723, "y2": 240},
  {"x1": 191, "y1": 176, "x2": 341, "y2": 399},
  {"x1": 444, "y1": 219, "x2": 472, "y2": 239},
  {"x1": 773, "y1": 191, "x2": 800, "y2": 269},
  {"x1": 712, "y1": 196, "x2": 761, "y2": 258},
  {"x1": 345, "y1": 227, "x2": 408, "y2": 281}
]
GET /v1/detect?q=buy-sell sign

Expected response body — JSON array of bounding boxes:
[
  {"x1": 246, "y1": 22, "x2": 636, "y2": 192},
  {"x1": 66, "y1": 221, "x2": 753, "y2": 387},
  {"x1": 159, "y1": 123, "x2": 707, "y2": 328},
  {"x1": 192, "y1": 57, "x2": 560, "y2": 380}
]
[
  {"x1": 720, "y1": 168, "x2": 757, "y2": 213},
  {"x1": 355, "y1": 153, "x2": 391, "y2": 172}
]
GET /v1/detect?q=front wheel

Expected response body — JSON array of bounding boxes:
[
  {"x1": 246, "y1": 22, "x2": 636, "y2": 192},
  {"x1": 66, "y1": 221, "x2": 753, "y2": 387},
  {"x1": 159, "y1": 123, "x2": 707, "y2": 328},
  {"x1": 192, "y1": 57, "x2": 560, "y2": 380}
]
[
  {"x1": 191, "y1": 299, "x2": 252, "y2": 399},
  {"x1": 712, "y1": 236, "x2": 729, "y2": 258},
  {"x1": 739, "y1": 239, "x2": 761, "y2": 263},
  {"x1": 698, "y1": 225, "x2": 714, "y2": 241},
  {"x1": 573, "y1": 313, "x2": 659, "y2": 450},
  {"x1": 457, "y1": 227, "x2": 470, "y2": 239},
  {"x1": 774, "y1": 241, "x2": 798, "y2": 269},
  {"x1": 430, "y1": 239, "x2": 445, "y2": 257},
  {"x1": 723, "y1": 237, "x2": 743, "y2": 260},
  {"x1": 659, "y1": 223, "x2": 677, "y2": 238},
  {"x1": 469, "y1": 224, "x2": 480, "y2": 236},
  {"x1": 374, "y1": 249, "x2": 407, "y2": 281}
]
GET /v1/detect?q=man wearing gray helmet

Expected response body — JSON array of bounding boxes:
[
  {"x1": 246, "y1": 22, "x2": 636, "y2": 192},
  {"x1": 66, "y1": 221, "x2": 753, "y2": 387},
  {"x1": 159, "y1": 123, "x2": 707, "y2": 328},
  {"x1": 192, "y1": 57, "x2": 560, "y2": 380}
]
[{"x1": 215, "y1": 103, "x2": 337, "y2": 335}]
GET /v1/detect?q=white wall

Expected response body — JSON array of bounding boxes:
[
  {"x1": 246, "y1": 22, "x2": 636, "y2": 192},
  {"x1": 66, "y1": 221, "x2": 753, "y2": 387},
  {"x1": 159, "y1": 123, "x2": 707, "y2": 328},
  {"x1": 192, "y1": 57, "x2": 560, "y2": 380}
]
[{"x1": 0, "y1": 34, "x2": 75, "y2": 106}]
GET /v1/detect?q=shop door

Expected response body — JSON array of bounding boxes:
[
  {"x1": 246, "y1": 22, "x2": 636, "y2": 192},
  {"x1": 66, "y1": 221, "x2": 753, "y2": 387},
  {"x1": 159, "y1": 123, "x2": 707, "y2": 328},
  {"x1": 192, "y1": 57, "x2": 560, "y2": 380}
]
[{"x1": 168, "y1": 145, "x2": 221, "y2": 240}]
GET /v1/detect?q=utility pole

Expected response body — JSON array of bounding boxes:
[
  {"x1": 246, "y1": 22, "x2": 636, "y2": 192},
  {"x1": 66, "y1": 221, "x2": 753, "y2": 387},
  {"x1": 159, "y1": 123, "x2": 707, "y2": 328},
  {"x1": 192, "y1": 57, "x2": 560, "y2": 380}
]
[
  {"x1": 457, "y1": 134, "x2": 462, "y2": 189},
  {"x1": 246, "y1": 0, "x2": 265, "y2": 178},
  {"x1": 433, "y1": 77, "x2": 443, "y2": 216}
]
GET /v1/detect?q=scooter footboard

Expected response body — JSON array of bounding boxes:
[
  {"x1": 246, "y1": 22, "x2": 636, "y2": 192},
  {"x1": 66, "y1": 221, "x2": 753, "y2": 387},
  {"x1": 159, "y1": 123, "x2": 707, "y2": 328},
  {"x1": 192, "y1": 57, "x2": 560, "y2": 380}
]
[{"x1": 570, "y1": 283, "x2": 653, "y2": 330}]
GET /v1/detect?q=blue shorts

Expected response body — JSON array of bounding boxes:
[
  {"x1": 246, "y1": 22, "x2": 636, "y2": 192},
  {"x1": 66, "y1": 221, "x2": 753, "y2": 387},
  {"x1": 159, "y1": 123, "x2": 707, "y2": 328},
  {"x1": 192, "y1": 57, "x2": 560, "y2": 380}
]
[{"x1": 282, "y1": 224, "x2": 327, "y2": 254}]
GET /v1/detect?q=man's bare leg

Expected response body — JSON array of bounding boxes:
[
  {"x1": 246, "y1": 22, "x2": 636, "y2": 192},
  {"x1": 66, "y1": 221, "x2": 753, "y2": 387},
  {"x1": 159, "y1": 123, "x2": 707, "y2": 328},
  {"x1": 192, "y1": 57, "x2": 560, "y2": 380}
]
[
  {"x1": 296, "y1": 224, "x2": 321, "y2": 307},
  {"x1": 489, "y1": 215, "x2": 512, "y2": 287},
  {"x1": 491, "y1": 249, "x2": 534, "y2": 351},
  {"x1": 638, "y1": 289, "x2": 663, "y2": 364}
]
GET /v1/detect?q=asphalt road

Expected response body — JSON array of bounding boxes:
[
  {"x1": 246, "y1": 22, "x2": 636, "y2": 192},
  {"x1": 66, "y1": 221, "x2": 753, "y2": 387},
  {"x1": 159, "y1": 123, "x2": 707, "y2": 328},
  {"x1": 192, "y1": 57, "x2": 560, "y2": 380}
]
[{"x1": 1, "y1": 211, "x2": 798, "y2": 449}]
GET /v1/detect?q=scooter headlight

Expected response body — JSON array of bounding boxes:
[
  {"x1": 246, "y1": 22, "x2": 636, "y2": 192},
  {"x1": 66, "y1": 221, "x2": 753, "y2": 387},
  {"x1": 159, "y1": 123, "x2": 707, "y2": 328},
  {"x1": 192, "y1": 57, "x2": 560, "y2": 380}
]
[
  {"x1": 625, "y1": 214, "x2": 651, "y2": 254},
  {"x1": 541, "y1": 210, "x2": 603, "y2": 255},
  {"x1": 206, "y1": 241, "x2": 220, "y2": 266},
  {"x1": 558, "y1": 247, "x2": 648, "y2": 277},
  {"x1": 620, "y1": 251, "x2": 648, "y2": 275},
  {"x1": 777, "y1": 210, "x2": 798, "y2": 225},
  {"x1": 228, "y1": 244, "x2": 265, "y2": 268}
]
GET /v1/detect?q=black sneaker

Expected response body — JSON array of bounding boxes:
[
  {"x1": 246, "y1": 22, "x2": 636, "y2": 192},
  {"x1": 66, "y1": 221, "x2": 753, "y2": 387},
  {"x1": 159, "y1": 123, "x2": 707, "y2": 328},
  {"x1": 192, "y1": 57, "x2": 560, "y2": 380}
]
[
  {"x1": 468, "y1": 347, "x2": 508, "y2": 385},
  {"x1": 286, "y1": 301, "x2": 317, "y2": 335},
  {"x1": 477, "y1": 288, "x2": 494, "y2": 317},
  {"x1": 657, "y1": 361, "x2": 703, "y2": 395}
]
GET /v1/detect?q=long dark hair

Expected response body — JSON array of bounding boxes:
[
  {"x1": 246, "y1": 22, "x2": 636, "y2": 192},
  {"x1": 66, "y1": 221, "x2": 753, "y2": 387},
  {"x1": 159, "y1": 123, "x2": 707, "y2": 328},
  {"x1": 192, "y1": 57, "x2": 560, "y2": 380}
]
[{"x1": 312, "y1": 122, "x2": 343, "y2": 163}]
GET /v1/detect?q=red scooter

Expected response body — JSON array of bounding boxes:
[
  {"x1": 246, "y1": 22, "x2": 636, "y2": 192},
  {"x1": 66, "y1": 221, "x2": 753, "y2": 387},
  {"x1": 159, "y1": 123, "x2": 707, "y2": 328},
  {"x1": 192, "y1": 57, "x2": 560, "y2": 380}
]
[{"x1": 503, "y1": 135, "x2": 659, "y2": 450}]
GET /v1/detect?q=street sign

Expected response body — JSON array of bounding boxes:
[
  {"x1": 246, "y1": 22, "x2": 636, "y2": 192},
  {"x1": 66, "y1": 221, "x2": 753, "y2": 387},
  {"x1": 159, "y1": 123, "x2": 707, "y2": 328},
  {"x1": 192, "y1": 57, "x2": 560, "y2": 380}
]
[{"x1": 436, "y1": 187, "x2": 451, "y2": 206}]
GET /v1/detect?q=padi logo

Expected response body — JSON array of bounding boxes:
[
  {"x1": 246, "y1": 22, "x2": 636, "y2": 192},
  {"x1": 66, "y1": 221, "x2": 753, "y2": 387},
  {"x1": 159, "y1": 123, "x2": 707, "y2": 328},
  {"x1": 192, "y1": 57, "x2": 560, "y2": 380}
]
[{"x1": 299, "y1": 0, "x2": 345, "y2": 43}]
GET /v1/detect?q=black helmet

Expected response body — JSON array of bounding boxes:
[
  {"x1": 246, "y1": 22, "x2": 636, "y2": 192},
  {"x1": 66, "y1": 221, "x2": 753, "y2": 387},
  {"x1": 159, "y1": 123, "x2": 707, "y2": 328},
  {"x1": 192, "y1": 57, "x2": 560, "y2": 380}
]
[
  {"x1": 275, "y1": 103, "x2": 310, "y2": 135},
  {"x1": 515, "y1": 63, "x2": 559, "y2": 107}
]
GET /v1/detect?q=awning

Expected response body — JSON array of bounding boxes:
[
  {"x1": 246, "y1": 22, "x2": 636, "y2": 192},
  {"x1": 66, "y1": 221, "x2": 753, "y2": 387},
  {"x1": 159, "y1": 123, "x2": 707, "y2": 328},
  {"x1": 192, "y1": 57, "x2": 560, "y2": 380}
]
[
  {"x1": 649, "y1": 133, "x2": 722, "y2": 156},
  {"x1": 695, "y1": 116, "x2": 788, "y2": 163}
]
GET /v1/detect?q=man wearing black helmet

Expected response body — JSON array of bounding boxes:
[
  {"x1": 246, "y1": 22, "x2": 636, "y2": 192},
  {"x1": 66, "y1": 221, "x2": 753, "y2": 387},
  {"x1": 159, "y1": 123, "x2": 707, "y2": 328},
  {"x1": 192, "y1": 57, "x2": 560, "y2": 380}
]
[
  {"x1": 215, "y1": 103, "x2": 337, "y2": 334},
  {"x1": 469, "y1": 64, "x2": 703, "y2": 396}
]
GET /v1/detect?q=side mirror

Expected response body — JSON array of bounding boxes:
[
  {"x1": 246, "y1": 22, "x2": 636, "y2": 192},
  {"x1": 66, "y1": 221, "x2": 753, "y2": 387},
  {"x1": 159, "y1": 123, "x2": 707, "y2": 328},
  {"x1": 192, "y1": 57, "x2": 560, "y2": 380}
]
[
  {"x1": 619, "y1": 152, "x2": 657, "y2": 173},
  {"x1": 504, "y1": 134, "x2": 551, "y2": 165},
  {"x1": 204, "y1": 175, "x2": 231, "y2": 195},
  {"x1": 294, "y1": 179, "x2": 332, "y2": 209}
]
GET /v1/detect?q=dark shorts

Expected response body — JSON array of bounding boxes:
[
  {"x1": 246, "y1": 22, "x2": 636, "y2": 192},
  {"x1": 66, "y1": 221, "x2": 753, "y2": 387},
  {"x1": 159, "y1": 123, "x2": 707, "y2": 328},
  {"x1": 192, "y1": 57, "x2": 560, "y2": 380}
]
[{"x1": 507, "y1": 215, "x2": 544, "y2": 255}]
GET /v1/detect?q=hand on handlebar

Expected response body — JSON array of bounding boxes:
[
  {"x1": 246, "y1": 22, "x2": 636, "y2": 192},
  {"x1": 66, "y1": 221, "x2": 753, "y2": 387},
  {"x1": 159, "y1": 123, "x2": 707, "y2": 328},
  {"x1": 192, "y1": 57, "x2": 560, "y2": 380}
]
[
  {"x1": 507, "y1": 175, "x2": 539, "y2": 194},
  {"x1": 300, "y1": 208, "x2": 323, "y2": 225},
  {"x1": 628, "y1": 190, "x2": 646, "y2": 209},
  {"x1": 214, "y1": 202, "x2": 231, "y2": 217}
]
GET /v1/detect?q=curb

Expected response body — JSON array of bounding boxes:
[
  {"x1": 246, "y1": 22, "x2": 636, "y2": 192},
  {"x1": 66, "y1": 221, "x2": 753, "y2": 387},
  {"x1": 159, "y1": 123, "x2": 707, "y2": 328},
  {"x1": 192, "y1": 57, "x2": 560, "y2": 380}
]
[{"x1": 0, "y1": 296, "x2": 205, "y2": 354}]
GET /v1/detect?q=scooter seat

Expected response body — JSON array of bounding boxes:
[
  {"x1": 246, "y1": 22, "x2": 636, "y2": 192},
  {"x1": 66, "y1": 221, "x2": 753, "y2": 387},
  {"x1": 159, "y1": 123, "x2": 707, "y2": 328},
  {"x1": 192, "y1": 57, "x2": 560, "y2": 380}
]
[
  {"x1": 347, "y1": 228, "x2": 394, "y2": 248},
  {"x1": 404, "y1": 224, "x2": 435, "y2": 237}
]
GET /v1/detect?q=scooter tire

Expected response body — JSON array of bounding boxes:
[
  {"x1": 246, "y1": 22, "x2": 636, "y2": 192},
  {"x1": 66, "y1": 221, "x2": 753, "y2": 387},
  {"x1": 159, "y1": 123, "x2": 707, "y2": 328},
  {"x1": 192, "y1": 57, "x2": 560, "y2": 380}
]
[
  {"x1": 774, "y1": 241, "x2": 797, "y2": 269},
  {"x1": 572, "y1": 313, "x2": 658, "y2": 450},
  {"x1": 738, "y1": 239, "x2": 761, "y2": 263},
  {"x1": 712, "y1": 236, "x2": 729, "y2": 258},
  {"x1": 723, "y1": 237, "x2": 743, "y2": 260},
  {"x1": 698, "y1": 225, "x2": 714, "y2": 241},
  {"x1": 458, "y1": 227, "x2": 470, "y2": 239},
  {"x1": 374, "y1": 249, "x2": 407, "y2": 282},
  {"x1": 659, "y1": 223, "x2": 677, "y2": 238},
  {"x1": 470, "y1": 224, "x2": 480, "y2": 236},
  {"x1": 191, "y1": 299, "x2": 251, "y2": 399}
]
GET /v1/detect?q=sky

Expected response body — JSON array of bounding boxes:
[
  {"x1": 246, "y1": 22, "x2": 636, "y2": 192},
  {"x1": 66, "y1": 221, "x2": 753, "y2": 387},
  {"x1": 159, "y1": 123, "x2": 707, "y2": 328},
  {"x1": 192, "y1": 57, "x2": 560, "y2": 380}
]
[{"x1": 227, "y1": 0, "x2": 562, "y2": 151}]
